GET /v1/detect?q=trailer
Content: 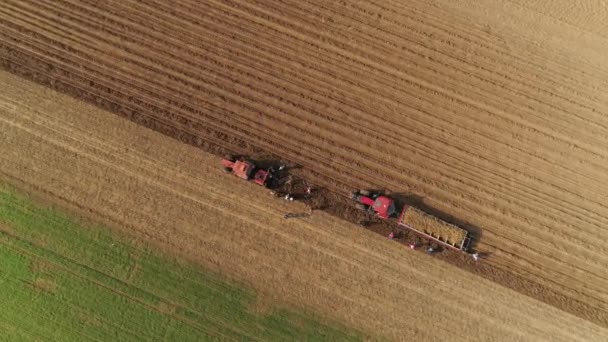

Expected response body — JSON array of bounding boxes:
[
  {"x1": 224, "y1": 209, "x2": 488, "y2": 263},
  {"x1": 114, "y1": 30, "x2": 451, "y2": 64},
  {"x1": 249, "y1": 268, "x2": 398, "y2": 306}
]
[{"x1": 398, "y1": 206, "x2": 471, "y2": 251}]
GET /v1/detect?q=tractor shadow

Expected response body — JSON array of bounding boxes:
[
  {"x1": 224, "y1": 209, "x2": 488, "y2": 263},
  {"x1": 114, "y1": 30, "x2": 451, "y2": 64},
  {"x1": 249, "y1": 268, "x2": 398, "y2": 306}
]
[
  {"x1": 233, "y1": 156, "x2": 285, "y2": 170},
  {"x1": 390, "y1": 193, "x2": 484, "y2": 252},
  {"x1": 240, "y1": 151, "x2": 299, "y2": 170}
]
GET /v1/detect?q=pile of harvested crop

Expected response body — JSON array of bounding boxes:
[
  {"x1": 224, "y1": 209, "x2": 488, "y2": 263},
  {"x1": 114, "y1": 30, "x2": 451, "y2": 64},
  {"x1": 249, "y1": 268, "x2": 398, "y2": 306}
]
[{"x1": 400, "y1": 207, "x2": 467, "y2": 245}]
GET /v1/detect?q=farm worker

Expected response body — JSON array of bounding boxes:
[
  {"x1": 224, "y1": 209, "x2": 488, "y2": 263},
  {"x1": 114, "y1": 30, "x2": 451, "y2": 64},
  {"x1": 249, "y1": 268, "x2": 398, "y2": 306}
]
[
  {"x1": 305, "y1": 186, "x2": 312, "y2": 199},
  {"x1": 472, "y1": 253, "x2": 480, "y2": 262},
  {"x1": 426, "y1": 247, "x2": 434, "y2": 254},
  {"x1": 409, "y1": 243, "x2": 416, "y2": 250},
  {"x1": 388, "y1": 232, "x2": 395, "y2": 239}
]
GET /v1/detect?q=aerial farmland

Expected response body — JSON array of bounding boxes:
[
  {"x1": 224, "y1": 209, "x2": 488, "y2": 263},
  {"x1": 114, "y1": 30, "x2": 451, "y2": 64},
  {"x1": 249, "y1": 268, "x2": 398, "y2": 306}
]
[{"x1": 1, "y1": 1, "x2": 607, "y2": 340}]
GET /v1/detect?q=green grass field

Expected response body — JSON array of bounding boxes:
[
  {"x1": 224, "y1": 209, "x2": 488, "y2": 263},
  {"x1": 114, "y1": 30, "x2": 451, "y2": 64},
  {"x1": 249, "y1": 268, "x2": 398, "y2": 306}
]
[{"x1": 0, "y1": 185, "x2": 361, "y2": 341}]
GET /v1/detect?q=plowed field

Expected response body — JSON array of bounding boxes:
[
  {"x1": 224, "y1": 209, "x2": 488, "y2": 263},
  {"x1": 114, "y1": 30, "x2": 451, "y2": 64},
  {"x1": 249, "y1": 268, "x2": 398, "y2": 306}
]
[
  {"x1": 1, "y1": 0, "x2": 608, "y2": 334},
  {"x1": 2, "y1": 70, "x2": 608, "y2": 341}
]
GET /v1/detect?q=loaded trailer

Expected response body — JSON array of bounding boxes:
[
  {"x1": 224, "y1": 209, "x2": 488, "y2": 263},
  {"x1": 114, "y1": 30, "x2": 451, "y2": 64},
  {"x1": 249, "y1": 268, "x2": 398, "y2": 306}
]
[
  {"x1": 352, "y1": 189, "x2": 472, "y2": 252},
  {"x1": 398, "y1": 206, "x2": 471, "y2": 251}
]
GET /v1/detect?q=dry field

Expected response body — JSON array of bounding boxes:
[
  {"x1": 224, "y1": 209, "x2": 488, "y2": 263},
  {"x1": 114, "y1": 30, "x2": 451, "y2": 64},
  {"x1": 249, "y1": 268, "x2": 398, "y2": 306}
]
[
  {"x1": 1, "y1": 0, "x2": 608, "y2": 337},
  {"x1": 2, "y1": 70, "x2": 608, "y2": 341}
]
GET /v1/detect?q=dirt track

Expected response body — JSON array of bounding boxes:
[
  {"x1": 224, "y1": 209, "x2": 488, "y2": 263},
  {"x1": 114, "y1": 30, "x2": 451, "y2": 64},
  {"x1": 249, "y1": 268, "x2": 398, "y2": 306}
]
[
  {"x1": 2, "y1": 70, "x2": 608, "y2": 341},
  {"x1": 1, "y1": 0, "x2": 608, "y2": 330}
]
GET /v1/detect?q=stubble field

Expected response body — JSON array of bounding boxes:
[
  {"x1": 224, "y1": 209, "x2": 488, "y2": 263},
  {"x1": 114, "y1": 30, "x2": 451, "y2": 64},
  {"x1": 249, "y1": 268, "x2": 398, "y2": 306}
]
[
  {"x1": 1, "y1": 0, "x2": 608, "y2": 339},
  {"x1": 2, "y1": 70, "x2": 607, "y2": 341}
]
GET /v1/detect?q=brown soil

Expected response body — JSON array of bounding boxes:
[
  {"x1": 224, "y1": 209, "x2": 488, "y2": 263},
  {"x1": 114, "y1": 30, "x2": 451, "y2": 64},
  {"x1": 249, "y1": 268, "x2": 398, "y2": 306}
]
[
  {"x1": 1, "y1": 0, "x2": 608, "y2": 336},
  {"x1": 1, "y1": 71, "x2": 606, "y2": 341}
]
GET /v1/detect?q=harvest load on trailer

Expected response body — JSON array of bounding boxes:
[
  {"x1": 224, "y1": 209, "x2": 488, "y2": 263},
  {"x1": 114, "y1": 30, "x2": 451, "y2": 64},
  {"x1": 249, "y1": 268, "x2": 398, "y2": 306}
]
[{"x1": 398, "y1": 206, "x2": 470, "y2": 251}]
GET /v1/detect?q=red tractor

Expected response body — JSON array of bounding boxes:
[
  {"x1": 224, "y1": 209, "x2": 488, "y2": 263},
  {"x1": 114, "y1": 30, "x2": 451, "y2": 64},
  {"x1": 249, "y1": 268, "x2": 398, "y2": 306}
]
[
  {"x1": 351, "y1": 190, "x2": 397, "y2": 219},
  {"x1": 221, "y1": 155, "x2": 279, "y2": 187}
]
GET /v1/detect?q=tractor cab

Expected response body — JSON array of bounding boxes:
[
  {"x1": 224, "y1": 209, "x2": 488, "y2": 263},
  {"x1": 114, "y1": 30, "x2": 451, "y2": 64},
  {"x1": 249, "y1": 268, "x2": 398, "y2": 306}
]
[{"x1": 372, "y1": 195, "x2": 396, "y2": 219}]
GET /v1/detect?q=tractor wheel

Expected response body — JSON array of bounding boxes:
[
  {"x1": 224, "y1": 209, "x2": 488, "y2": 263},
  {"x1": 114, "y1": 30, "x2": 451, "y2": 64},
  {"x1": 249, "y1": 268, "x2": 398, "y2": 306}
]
[
  {"x1": 355, "y1": 203, "x2": 368, "y2": 211},
  {"x1": 359, "y1": 189, "x2": 370, "y2": 196},
  {"x1": 223, "y1": 167, "x2": 232, "y2": 173},
  {"x1": 350, "y1": 192, "x2": 358, "y2": 200},
  {"x1": 358, "y1": 220, "x2": 368, "y2": 227},
  {"x1": 224, "y1": 154, "x2": 236, "y2": 162}
]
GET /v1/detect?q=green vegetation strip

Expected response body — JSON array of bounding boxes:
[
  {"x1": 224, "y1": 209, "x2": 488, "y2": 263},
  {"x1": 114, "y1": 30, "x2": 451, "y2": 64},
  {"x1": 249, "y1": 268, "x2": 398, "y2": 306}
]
[{"x1": 0, "y1": 185, "x2": 361, "y2": 341}]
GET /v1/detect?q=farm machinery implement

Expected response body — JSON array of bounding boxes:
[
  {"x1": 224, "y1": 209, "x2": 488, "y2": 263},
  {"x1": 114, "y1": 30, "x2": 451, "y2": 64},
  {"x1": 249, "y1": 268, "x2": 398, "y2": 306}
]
[
  {"x1": 398, "y1": 206, "x2": 471, "y2": 252},
  {"x1": 220, "y1": 157, "x2": 473, "y2": 254},
  {"x1": 220, "y1": 155, "x2": 282, "y2": 188},
  {"x1": 220, "y1": 155, "x2": 316, "y2": 218},
  {"x1": 352, "y1": 189, "x2": 471, "y2": 252},
  {"x1": 220, "y1": 155, "x2": 313, "y2": 200}
]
